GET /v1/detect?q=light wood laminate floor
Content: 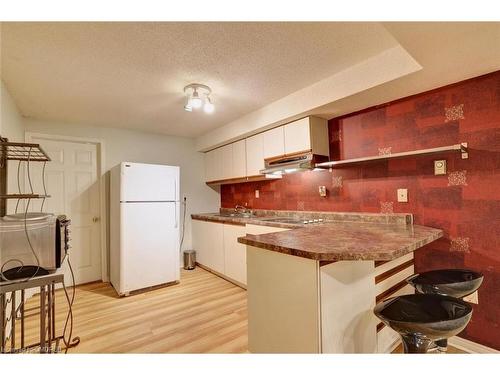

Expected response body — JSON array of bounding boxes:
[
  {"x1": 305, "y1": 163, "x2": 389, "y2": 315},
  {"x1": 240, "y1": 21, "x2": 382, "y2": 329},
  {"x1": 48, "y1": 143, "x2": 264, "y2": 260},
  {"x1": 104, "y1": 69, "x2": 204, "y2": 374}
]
[
  {"x1": 17, "y1": 267, "x2": 248, "y2": 353},
  {"x1": 13, "y1": 267, "x2": 466, "y2": 354}
]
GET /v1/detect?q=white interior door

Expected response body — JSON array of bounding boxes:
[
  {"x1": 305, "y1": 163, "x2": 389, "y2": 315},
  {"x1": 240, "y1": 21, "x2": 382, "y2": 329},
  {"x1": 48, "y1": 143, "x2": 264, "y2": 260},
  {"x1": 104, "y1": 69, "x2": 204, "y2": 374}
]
[{"x1": 26, "y1": 135, "x2": 102, "y2": 285}]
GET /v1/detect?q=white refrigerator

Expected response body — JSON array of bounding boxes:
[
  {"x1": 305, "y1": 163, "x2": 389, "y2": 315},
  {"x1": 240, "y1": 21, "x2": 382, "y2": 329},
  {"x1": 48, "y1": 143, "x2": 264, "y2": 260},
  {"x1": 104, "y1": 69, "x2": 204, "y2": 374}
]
[{"x1": 110, "y1": 162, "x2": 180, "y2": 296}]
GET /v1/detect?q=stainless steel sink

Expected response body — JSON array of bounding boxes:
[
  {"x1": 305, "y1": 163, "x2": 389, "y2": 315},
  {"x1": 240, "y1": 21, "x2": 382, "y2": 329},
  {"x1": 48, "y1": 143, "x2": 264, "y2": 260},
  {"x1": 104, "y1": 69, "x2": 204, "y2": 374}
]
[
  {"x1": 213, "y1": 213, "x2": 255, "y2": 218},
  {"x1": 260, "y1": 217, "x2": 305, "y2": 224}
]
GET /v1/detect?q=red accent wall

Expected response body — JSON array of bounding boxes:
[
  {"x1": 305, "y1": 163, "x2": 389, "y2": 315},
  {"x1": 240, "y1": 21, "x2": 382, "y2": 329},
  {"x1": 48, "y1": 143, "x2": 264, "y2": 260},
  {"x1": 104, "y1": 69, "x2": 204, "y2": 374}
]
[{"x1": 221, "y1": 71, "x2": 500, "y2": 349}]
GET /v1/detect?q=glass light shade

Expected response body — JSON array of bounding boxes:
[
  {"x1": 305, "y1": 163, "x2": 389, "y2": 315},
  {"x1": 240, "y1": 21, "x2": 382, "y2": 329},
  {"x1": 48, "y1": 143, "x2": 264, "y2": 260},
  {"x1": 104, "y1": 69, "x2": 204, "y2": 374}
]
[
  {"x1": 204, "y1": 99, "x2": 215, "y2": 113},
  {"x1": 190, "y1": 91, "x2": 203, "y2": 109}
]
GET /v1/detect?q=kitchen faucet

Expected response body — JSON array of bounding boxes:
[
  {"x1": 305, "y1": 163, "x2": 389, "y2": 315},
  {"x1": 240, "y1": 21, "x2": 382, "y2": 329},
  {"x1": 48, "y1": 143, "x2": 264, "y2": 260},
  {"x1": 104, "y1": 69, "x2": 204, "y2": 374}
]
[{"x1": 235, "y1": 204, "x2": 252, "y2": 214}]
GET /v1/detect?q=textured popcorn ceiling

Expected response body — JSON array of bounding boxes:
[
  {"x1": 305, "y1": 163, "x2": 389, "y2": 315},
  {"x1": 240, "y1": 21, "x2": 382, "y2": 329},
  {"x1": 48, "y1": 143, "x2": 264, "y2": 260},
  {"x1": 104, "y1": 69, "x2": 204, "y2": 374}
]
[{"x1": 0, "y1": 22, "x2": 398, "y2": 137}]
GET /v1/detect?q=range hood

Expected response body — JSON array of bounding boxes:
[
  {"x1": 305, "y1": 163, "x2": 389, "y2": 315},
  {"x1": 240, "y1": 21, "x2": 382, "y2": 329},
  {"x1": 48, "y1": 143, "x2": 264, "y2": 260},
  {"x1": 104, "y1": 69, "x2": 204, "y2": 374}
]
[{"x1": 259, "y1": 152, "x2": 328, "y2": 175}]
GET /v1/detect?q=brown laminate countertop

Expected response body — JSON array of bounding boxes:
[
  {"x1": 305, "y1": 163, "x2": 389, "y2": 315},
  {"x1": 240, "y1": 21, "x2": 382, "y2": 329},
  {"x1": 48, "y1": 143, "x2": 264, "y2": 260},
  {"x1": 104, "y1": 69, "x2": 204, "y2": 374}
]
[
  {"x1": 191, "y1": 213, "x2": 306, "y2": 229},
  {"x1": 237, "y1": 222, "x2": 443, "y2": 261},
  {"x1": 192, "y1": 211, "x2": 443, "y2": 261}
]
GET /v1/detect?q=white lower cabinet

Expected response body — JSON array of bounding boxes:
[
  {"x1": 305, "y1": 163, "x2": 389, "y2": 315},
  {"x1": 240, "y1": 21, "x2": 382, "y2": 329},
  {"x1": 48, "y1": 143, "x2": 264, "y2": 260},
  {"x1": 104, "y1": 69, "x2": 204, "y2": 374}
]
[
  {"x1": 245, "y1": 224, "x2": 290, "y2": 235},
  {"x1": 223, "y1": 224, "x2": 248, "y2": 285},
  {"x1": 191, "y1": 220, "x2": 224, "y2": 275},
  {"x1": 192, "y1": 220, "x2": 290, "y2": 288}
]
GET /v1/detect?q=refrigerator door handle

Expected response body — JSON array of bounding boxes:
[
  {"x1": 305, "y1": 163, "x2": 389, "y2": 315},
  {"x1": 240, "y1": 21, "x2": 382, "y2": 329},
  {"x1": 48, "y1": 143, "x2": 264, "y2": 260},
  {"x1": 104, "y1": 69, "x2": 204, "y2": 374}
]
[{"x1": 174, "y1": 201, "x2": 178, "y2": 228}]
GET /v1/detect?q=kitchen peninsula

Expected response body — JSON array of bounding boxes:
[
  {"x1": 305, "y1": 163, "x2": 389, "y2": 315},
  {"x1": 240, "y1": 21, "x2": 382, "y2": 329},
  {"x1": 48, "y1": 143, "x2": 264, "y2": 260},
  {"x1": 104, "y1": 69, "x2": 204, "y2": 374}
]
[
  {"x1": 192, "y1": 210, "x2": 443, "y2": 353},
  {"x1": 238, "y1": 214, "x2": 442, "y2": 353}
]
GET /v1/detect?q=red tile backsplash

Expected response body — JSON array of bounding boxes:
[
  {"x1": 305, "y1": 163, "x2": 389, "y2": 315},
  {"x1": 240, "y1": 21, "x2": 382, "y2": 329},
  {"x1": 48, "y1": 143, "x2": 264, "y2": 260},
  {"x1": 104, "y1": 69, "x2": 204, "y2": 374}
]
[{"x1": 221, "y1": 71, "x2": 500, "y2": 350}]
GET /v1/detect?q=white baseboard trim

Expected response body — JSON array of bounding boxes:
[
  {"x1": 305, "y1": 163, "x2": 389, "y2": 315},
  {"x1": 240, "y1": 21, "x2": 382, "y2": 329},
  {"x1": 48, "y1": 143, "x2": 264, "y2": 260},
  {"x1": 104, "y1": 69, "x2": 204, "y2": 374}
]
[
  {"x1": 382, "y1": 336, "x2": 498, "y2": 354},
  {"x1": 449, "y1": 336, "x2": 499, "y2": 353}
]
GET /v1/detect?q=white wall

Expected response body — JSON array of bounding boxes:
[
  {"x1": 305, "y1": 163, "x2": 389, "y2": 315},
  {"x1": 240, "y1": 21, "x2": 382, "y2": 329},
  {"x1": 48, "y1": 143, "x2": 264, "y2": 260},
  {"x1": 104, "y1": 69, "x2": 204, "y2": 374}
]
[
  {"x1": 1, "y1": 80, "x2": 26, "y2": 213},
  {"x1": 0, "y1": 80, "x2": 27, "y2": 338},
  {"x1": 24, "y1": 119, "x2": 220, "y2": 274}
]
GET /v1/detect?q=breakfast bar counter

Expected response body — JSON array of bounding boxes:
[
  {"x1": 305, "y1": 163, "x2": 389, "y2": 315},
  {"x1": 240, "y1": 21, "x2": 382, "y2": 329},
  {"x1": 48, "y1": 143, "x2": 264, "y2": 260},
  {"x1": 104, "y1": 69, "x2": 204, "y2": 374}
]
[
  {"x1": 228, "y1": 210, "x2": 443, "y2": 354},
  {"x1": 237, "y1": 221, "x2": 442, "y2": 261}
]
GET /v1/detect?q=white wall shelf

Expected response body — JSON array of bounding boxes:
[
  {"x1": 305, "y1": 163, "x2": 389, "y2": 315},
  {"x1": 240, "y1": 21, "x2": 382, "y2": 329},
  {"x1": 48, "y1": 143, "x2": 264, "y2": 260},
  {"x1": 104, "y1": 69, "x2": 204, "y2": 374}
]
[{"x1": 315, "y1": 143, "x2": 468, "y2": 169}]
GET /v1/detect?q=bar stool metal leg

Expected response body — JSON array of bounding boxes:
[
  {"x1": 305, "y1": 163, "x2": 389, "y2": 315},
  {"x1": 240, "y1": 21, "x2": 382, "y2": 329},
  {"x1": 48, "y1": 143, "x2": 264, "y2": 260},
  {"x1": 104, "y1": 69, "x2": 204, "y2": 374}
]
[{"x1": 402, "y1": 334, "x2": 434, "y2": 354}]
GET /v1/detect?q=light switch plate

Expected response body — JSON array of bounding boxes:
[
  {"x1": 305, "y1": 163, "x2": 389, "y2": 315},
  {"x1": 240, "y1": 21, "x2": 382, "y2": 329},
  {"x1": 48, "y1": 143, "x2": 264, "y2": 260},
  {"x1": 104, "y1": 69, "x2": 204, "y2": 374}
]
[
  {"x1": 397, "y1": 188, "x2": 408, "y2": 203},
  {"x1": 434, "y1": 160, "x2": 447, "y2": 175},
  {"x1": 255, "y1": 190, "x2": 260, "y2": 198},
  {"x1": 463, "y1": 291, "x2": 479, "y2": 304},
  {"x1": 319, "y1": 186, "x2": 327, "y2": 197}
]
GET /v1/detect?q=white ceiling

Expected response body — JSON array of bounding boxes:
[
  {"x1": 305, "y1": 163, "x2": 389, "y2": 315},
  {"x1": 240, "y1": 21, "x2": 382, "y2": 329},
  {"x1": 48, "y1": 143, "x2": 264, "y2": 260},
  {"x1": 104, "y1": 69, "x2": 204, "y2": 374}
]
[
  {"x1": 0, "y1": 22, "x2": 398, "y2": 138},
  {"x1": 196, "y1": 22, "x2": 500, "y2": 150}
]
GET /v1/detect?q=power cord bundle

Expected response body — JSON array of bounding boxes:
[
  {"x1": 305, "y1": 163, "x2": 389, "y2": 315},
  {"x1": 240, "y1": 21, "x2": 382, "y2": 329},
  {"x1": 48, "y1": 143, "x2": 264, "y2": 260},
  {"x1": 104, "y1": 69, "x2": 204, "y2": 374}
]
[{"x1": 61, "y1": 256, "x2": 80, "y2": 353}]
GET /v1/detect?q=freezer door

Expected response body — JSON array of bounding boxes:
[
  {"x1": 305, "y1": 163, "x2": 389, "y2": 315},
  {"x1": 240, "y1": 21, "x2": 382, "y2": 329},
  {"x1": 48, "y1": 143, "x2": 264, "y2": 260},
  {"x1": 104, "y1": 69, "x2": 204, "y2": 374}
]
[
  {"x1": 119, "y1": 202, "x2": 180, "y2": 293},
  {"x1": 121, "y1": 162, "x2": 179, "y2": 202}
]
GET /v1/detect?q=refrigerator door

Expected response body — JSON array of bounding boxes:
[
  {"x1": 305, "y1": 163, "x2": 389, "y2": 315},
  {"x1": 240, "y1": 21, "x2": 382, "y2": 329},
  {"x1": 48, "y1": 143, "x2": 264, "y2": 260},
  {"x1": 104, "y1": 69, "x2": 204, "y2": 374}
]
[
  {"x1": 119, "y1": 201, "x2": 180, "y2": 294},
  {"x1": 121, "y1": 162, "x2": 179, "y2": 202}
]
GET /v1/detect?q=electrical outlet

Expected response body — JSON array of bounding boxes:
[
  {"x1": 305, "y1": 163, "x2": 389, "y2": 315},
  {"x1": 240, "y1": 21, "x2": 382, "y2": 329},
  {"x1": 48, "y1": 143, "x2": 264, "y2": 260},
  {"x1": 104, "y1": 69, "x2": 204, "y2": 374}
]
[
  {"x1": 397, "y1": 188, "x2": 408, "y2": 203},
  {"x1": 434, "y1": 160, "x2": 447, "y2": 175},
  {"x1": 319, "y1": 186, "x2": 327, "y2": 197},
  {"x1": 463, "y1": 291, "x2": 479, "y2": 304},
  {"x1": 255, "y1": 190, "x2": 260, "y2": 198}
]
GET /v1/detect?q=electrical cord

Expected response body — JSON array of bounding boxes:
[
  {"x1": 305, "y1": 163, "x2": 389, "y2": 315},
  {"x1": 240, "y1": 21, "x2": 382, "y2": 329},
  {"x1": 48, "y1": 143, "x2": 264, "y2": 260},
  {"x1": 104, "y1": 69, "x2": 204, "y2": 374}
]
[
  {"x1": 15, "y1": 160, "x2": 22, "y2": 214},
  {"x1": 61, "y1": 255, "x2": 80, "y2": 353},
  {"x1": 40, "y1": 161, "x2": 47, "y2": 212}
]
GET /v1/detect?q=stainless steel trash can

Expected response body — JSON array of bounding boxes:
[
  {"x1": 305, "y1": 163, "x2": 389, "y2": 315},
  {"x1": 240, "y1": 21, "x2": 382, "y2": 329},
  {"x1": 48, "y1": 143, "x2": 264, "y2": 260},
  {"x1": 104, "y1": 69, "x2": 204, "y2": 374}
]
[{"x1": 183, "y1": 250, "x2": 196, "y2": 270}]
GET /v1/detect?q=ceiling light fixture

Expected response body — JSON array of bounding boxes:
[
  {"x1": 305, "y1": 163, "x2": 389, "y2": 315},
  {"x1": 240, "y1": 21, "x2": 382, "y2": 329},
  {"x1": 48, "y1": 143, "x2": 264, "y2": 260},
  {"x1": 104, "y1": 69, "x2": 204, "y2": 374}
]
[
  {"x1": 183, "y1": 83, "x2": 214, "y2": 114},
  {"x1": 204, "y1": 97, "x2": 215, "y2": 113}
]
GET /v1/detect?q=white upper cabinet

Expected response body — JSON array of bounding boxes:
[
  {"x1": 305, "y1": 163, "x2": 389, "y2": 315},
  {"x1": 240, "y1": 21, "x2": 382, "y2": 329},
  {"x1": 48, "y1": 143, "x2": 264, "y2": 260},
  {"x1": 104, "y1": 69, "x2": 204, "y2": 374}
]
[
  {"x1": 232, "y1": 139, "x2": 247, "y2": 178},
  {"x1": 204, "y1": 149, "x2": 217, "y2": 182},
  {"x1": 284, "y1": 118, "x2": 311, "y2": 154},
  {"x1": 246, "y1": 133, "x2": 265, "y2": 177},
  {"x1": 205, "y1": 140, "x2": 246, "y2": 182},
  {"x1": 284, "y1": 117, "x2": 329, "y2": 156},
  {"x1": 263, "y1": 126, "x2": 285, "y2": 159},
  {"x1": 204, "y1": 116, "x2": 328, "y2": 182},
  {"x1": 220, "y1": 144, "x2": 233, "y2": 180},
  {"x1": 205, "y1": 147, "x2": 224, "y2": 182}
]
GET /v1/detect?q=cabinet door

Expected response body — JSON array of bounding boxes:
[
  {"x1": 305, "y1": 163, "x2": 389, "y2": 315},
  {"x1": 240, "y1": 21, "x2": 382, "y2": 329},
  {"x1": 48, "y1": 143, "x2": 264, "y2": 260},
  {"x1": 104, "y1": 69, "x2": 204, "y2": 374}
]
[
  {"x1": 213, "y1": 147, "x2": 225, "y2": 181},
  {"x1": 220, "y1": 144, "x2": 233, "y2": 180},
  {"x1": 263, "y1": 126, "x2": 285, "y2": 159},
  {"x1": 192, "y1": 220, "x2": 224, "y2": 273},
  {"x1": 245, "y1": 224, "x2": 290, "y2": 235},
  {"x1": 223, "y1": 224, "x2": 248, "y2": 286},
  {"x1": 232, "y1": 139, "x2": 247, "y2": 178},
  {"x1": 284, "y1": 118, "x2": 311, "y2": 154},
  {"x1": 246, "y1": 133, "x2": 264, "y2": 176},
  {"x1": 204, "y1": 151, "x2": 215, "y2": 182}
]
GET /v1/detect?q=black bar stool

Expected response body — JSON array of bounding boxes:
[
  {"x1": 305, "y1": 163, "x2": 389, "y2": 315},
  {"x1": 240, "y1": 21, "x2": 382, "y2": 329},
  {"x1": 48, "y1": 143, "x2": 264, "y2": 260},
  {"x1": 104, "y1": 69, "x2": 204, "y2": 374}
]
[
  {"x1": 374, "y1": 294, "x2": 472, "y2": 353},
  {"x1": 406, "y1": 269, "x2": 483, "y2": 352}
]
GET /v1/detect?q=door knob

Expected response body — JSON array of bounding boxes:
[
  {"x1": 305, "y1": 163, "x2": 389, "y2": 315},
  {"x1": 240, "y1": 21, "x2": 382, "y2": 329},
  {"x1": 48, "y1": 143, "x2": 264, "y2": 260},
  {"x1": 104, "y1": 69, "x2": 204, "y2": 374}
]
[{"x1": 93, "y1": 217, "x2": 100, "y2": 223}]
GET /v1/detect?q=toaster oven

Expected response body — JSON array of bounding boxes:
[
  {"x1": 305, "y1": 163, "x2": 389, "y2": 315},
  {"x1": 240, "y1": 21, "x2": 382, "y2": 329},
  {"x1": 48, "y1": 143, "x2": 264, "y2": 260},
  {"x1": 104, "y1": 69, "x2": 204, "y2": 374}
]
[{"x1": 0, "y1": 213, "x2": 71, "y2": 281}]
